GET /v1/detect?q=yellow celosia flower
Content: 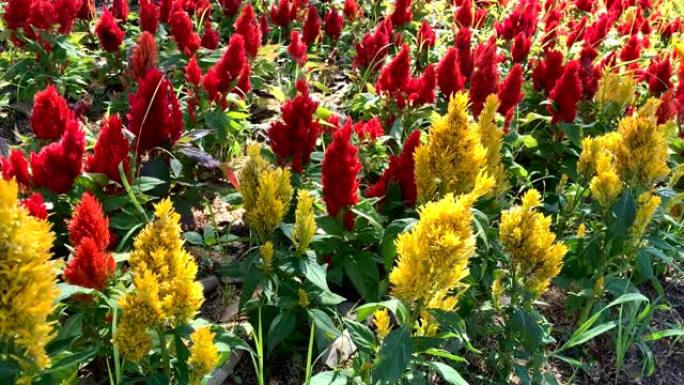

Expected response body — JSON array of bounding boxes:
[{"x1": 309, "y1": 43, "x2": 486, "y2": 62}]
[
  {"x1": 590, "y1": 152, "x2": 623, "y2": 208},
  {"x1": 292, "y1": 190, "x2": 316, "y2": 253},
  {"x1": 298, "y1": 288, "x2": 310, "y2": 308},
  {"x1": 239, "y1": 144, "x2": 293, "y2": 241},
  {"x1": 416, "y1": 290, "x2": 458, "y2": 336},
  {"x1": 261, "y1": 241, "x2": 274, "y2": 273},
  {"x1": 478, "y1": 94, "x2": 508, "y2": 197},
  {"x1": 414, "y1": 92, "x2": 489, "y2": 202},
  {"x1": 499, "y1": 189, "x2": 567, "y2": 295},
  {"x1": 593, "y1": 275, "x2": 605, "y2": 296},
  {"x1": 373, "y1": 309, "x2": 391, "y2": 340},
  {"x1": 630, "y1": 192, "x2": 660, "y2": 239},
  {"x1": 577, "y1": 132, "x2": 622, "y2": 179},
  {"x1": 595, "y1": 69, "x2": 636, "y2": 111},
  {"x1": 576, "y1": 223, "x2": 587, "y2": 239},
  {"x1": 115, "y1": 199, "x2": 204, "y2": 361},
  {"x1": 0, "y1": 179, "x2": 58, "y2": 380},
  {"x1": 189, "y1": 327, "x2": 219, "y2": 384},
  {"x1": 491, "y1": 270, "x2": 506, "y2": 308},
  {"x1": 390, "y1": 173, "x2": 493, "y2": 309}
]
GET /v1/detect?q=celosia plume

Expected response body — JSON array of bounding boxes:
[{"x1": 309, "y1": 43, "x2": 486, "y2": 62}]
[
  {"x1": 21, "y1": 192, "x2": 48, "y2": 220},
  {"x1": 86, "y1": 115, "x2": 131, "y2": 183},
  {"x1": 31, "y1": 120, "x2": 85, "y2": 194},
  {"x1": 1, "y1": 149, "x2": 30, "y2": 188},
  {"x1": 234, "y1": 4, "x2": 262, "y2": 59},
  {"x1": 324, "y1": 8, "x2": 344, "y2": 40},
  {"x1": 63, "y1": 237, "x2": 116, "y2": 290},
  {"x1": 129, "y1": 31, "x2": 158, "y2": 79},
  {"x1": 203, "y1": 34, "x2": 249, "y2": 102},
  {"x1": 169, "y1": 4, "x2": 201, "y2": 56},
  {"x1": 68, "y1": 192, "x2": 111, "y2": 250},
  {"x1": 95, "y1": 9, "x2": 125, "y2": 52},
  {"x1": 390, "y1": 0, "x2": 412, "y2": 27},
  {"x1": 366, "y1": 129, "x2": 421, "y2": 206},
  {"x1": 139, "y1": 0, "x2": 160, "y2": 34},
  {"x1": 288, "y1": 30, "x2": 308, "y2": 66},
  {"x1": 548, "y1": 60, "x2": 582, "y2": 123},
  {"x1": 31, "y1": 84, "x2": 74, "y2": 140},
  {"x1": 322, "y1": 121, "x2": 361, "y2": 230}
]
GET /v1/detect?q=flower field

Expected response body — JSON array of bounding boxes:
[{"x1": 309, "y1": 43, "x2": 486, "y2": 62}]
[{"x1": 2, "y1": 0, "x2": 684, "y2": 384}]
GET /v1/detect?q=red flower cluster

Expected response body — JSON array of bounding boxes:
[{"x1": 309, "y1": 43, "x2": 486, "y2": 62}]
[
  {"x1": 31, "y1": 85, "x2": 74, "y2": 140},
  {"x1": 129, "y1": 32, "x2": 158, "y2": 80},
  {"x1": 111, "y1": 0, "x2": 129, "y2": 21},
  {"x1": 288, "y1": 31, "x2": 308, "y2": 66},
  {"x1": 645, "y1": 56, "x2": 673, "y2": 96},
  {"x1": 495, "y1": 0, "x2": 540, "y2": 40},
  {"x1": 235, "y1": 4, "x2": 262, "y2": 59},
  {"x1": 303, "y1": 6, "x2": 321, "y2": 46},
  {"x1": 548, "y1": 60, "x2": 582, "y2": 124},
  {"x1": 203, "y1": 34, "x2": 250, "y2": 103},
  {"x1": 353, "y1": 117, "x2": 384, "y2": 141},
  {"x1": 186, "y1": 55, "x2": 202, "y2": 86},
  {"x1": 269, "y1": 79, "x2": 321, "y2": 173},
  {"x1": 344, "y1": 0, "x2": 359, "y2": 20},
  {"x1": 170, "y1": 4, "x2": 201, "y2": 56},
  {"x1": 376, "y1": 45, "x2": 436, "y2": 108},
  {"x1": 86, "y1": 115, "x2": 131, "y2": 183},
  {"x1": 470, "y1": 39, "x2": 499, "y2": 116},
  {"x1": 324, "y1": 8, "x2": 344, "y2": 41},
  {"x1": 271, "y1": 0, "x2": 295, "y2": 28},
  {"x1": 376, "y1": 44, "x2": 411, "y2": 97},
  {"x1": 498, "y1": 63, "x2": 524, "y2": 118},
  {"x1": 140, "y1": 0, "x2": 160, "y2": 34},
  {"x1": 160, "y1": 0, "x2": 172, "y2": 22},
  {"x1": 1, "y1": 149, "x2": 30, "y2": 188},
  {"x1": 532, "y1": 49, "x2": 564, "y2": 94},
  {"x1": 21, "y1": 193, "x2": 48, "y2": 220},
  {"x1": 619, "y1": 34, "x2": 642, "y2": 63},
  {"x1": 201, "y1": 21, "x2": 219, "y2": 50},
  {"x1": 322, "y1": 121, "x2": 361, "y2": 230},
  {"x1": 64, "y1": 193, "x2": 115, "y2": 290},
  {"x1": 455, "y1": 0, "x2": 473, "y2": 28},
  {"x1": 366, "y1": 129, "x2": 421, "y2": 206},
  {"x1": 31, "y1": 119, "x2": 86, "y2": 194},
  {"x1": 437, "y1": 47, "x2": 465, "y2": 98},
  {"x1": 353, "y1": 18, "x2": 393, "y2": 70},
  {"x1": 4, "y1": 0, "x2": 80, "y2": 36},
  {"x1": 417, "y1": 21, "x2": 436, "y2": 49},
  {"x1": 95, "y1": 9, "x2": 125, "y2": 52},
  {"x1": 390, "y1": 0, "x2": 412, "y2": 27},
  {"x1": 128, "y1": 68, "x2": 183, "y2": 154},
  {"x1": 455, "y1": 27, "x2": 473, "y2": 78},
  {"x1": 578, "y1": 44, "x2": 600, "y2": 98},
  {"x1": 511, "y1": 32, "x2": 532, "y2": 62}
]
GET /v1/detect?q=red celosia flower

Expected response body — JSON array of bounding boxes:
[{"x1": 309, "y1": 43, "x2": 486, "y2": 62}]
[
  {"x1": 220, "y1": 0, "x2": 243, "y2": 17},
  {"x1": 271, "y1": 0, "x2": 294, "y2": 28},
  {"x1": 619, "y1": 34, "x2": 642, "y2": 63},
  {"x1": 376, "y1": 44, "x2": 411, "y2": 97},
  {"x1": 260, "y1": 14, "x2": 270, "y2": 40},
  {"x1": 3, "y1": 0, "x2": 31, "y2": 30},
  {"x1": 344, "y1": 0, "x2": 359, "y2": 20},
  {"x1": 129, "y1": 31, "x2": 158, "y2": 80},
  {"x1": 201, "y1": 21, "x2": 219, "y2": 49},
  {"x1": 575, "y1": 0, "x2": 594, "y2": 12},
  {"x1": 235, "y1": 4, "x2": 261, "y2": 59},
  {"x1": 111, "y1": 0, "x2": 128, "y2": 21},
  {"x1": 69, "y1": 192, "x2": 111, "y2": 250},
  {"x1": 645, "y1": 56, "x2": 673, "y2": 96},
  {"x1": 531, "y1": 49, "x2": 564, "y2": 94},
  {"x1": 236, "y1": 64, "x2": 251, "y2": 95},
  {"x1": 495, "y1": 0, "x2": 540, "y2": 40},
  {"x1": 170, "y1": 5, "x2": 201, "y2": 56},
  {"x1": 656, "y1": 90, "x2": 676, "y2": 125},
  {"x1": 95, "y1": 9, "x2": 125, "y2": 52},
  {"x1": 511, "y1": 31, "x2": 532, "y2": 62},
  {"x1": 54, "y1": 0, "x2": 80, "y2": 34},
  {"x1": 324, "y1": 8, "x2": 344, "y2": 41},
  {"x1": 86, "y1": 115, "x2": 130, "y2": 183},
  {"x1": 302, "y1": 6, "x2": 321, "y2": 46},
  {"x1": 21, "y1": 193, "x2": 48, "y2": 220},
  {"x1": 366, "y1": 129, "x2": 421, "y2": 206},
  {"x1": 1, "y1": 149, "x2": 30, "y2": 188},
  {"x1": 455, "y1": 27, "x2": 473, "y2": 78},
  {"x1": 498, "y1": 63, "x2": 524, "y2": 116},
  {"x1": 28, "y1": 0, "x2": 57, "y2": 31},
  {"x1": 31, "y1": 84, "x2": 75, "y2": 140},
  {"x1": 541, "y1": 8, "x2": 561, "y2": 50},
  {"x1": 353, "y1": 18, "x2": 392, "y2": 70},
  {"x1": 353, "y1": 117, "x2": 384, "y2": 141},
  {"x1": 288, "y1": 31, "x2": 308, "y2": 66},
  {"x1": 128, "y1": 68, "x2": 184, "y2": 154},
  {"x1": 139, "y1": 0, "x2": 160, "y2": 34},
  {"x1": 437, "y1": 47, "x2": 464, "y2": 98},
  {"x1": 584, "y1": 12, "x2": 612, "y2": 46},
  {"x1": 31, "y1": 120, "x2": 85, "y2": 194},
  {"x1": 64, "y1": 237, "x2": 116, "y2": 290},
  {"x1": 185, "y1": 55, "x2": 202, "y2": 86},
  {"x1": 160, "y1": 0, "x2": 172, "y2": 23},
  {"x1": 417, "y1": 20, "x2": 436, "y2": 49},
  {"x1": 566, "y1": 16, "x2": 587, "y2": 48},
  {"x1": 662, "y1": 18, "x2": 682, "y2": 40},
  {"x1": 455, "y1": 0, "x2": 473, "y2": 27},
  {"x1": 470, "y1": 39, "x2": 499, "y2": 116},
  {"x1": 269, "y1": 79, "x2": 321, "y2": 173},
  {"x1": 407, "y1": 64, "x2": 436, "y2": 106},
  {"x1": 203, "y1": 34, "x2": 248, "y2": 102},
  {"x1": 548, "y1": 60, "x2": 582, "y2": 123},
  {"x1": 473, "y1": 7, "x2": 487, "y2": 29},
  {"x1": 77, "y1": 0, "x2": 96, "y2": 20},
  {"x1": 578, "y1": 43, "x2": 600, "y2": 98},
  {"x1": 322, "y1": 121, "x2": 361, "y2": 230},
  {"x1": 390, "y1": 0, "x2": 412, "y2": 27}
]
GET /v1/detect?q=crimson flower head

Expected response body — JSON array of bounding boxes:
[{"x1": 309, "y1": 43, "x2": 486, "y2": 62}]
[
  {"x1": 619, "y1": 34, "x2": 642, "y2": 63},
  {"x1": 31, "y1": 119, "x2": 86, "y2": 194},
  {"x1": 353, "y1": 117, "x2": 384, "y2": 141},
  {"x1": 548, "y1": 60, "x2": 582, "y2": 124},
  {"x1": 202, "y1": 34, "x2": 249, "y2": 102},
  {"x1": 288, "y1": 31, "x2": 308, "y2": 66},
  {"x1": 95, "y1": 9, "x2": 125, "y2": 52},
  {"x1": 511, "y1": 31, "x2": 532, "y2": 62},
  {"x1": 201, "y1": 21, "x2": 219, "y2": 50},
  {"x1": 271, "y1": 0, "x2": 294, "y2": 28},
  {"x1": 417, "y1": 20, "x2": 436, "y2": 49},
  {"x1": 170, "y1": 5, "x2": 201, "y2": 56},
  {"x1": 77, "y1": 0, "x2": 96, "y2": 20},
  {"x1": 111, "y1": 0, "x2": 128, "y2": 21},
  {"x1": 645, "y1": 56, "x2": 673, "y2": 96},
  {"x1": 495, "y1": 0, "x2": 540, "y2": 40},
  {"x1": 455, "y1": 27, "x2": 473, "y2": 78},
  {"x1": 160, "y1": 0, "x2": 172, "y2": 22},
  {"x1": 656, "y1": 90, "x2": 676, "y2": 125},
  {"x1": 21, "y1": 193, "x2": 48, "y2": 220},
  {"x1": 302, "y1": 6, "x2": 321, "y2": 46},
  {"x1": 498, "y1": 63, "x2": 524, "y2": 117},
  {"x1": 575, "y1": 0, "x2": 594, "y2": 12},
  {"x1": 322, "y1": 121, "x2": 361, "y2": 230},
  {"x1": 69, "y1": 192, "x2": 111, "y2": 250},
  {"x1": 344, "y1": 0, "x2": 359, "y2": 20},
  {"x1": 235, "y1": 4, "x2": 262, "y2": 59},
  {"x1": 583, "y1": 12, "x2": 612, "y2": 46},
  {"x1": 220, "y1": 0, "x2": 243, "y2": 17},
  {"x1": 407, "y1": 64, "x2": 436, "y2": 106},
  {"x1": 470, "y1": 39, "x2": 499, "y2": 116},
  {"x1": 324, "y1": 8, "x2": 344, "y2": 41},
  {"x1": 128, "y1": 68, "x2": 183, "y2": 154},
  {"x1": 437, "y1": 47, "x2": 464, "y2": 98},
  {"x1": 578, "y1": 44, "x2": 600, "y2": 98},
  {"x1": 31, "y1": 84, "x2": 74, "y2": 140},
  {"x1": 86, "y1": 115, "x2": 131, "y2": 183},
  {"x1": 64, "y1": 237, "x2": 116, "y2": 290},
  {"x1": 3, "y1": 0, "x2": 31, "y2": 30},
  {"x1": 185, "y1": 55, "x2": 202, "y2": 86},
  {"x1": 376, "y1": 44, "x2": 411, "y2": 97},
  {"x1": 531, "y1": 49, "x2": 564, "y2": 94},
  {"x1": 455, "y1": 0, "x2": 473, "y2": 28},
  {"x1": 129, "y1": 31, "x2": 158, "y2": 80},
  {"x1": 54, "y1": 0, "x2": 80, "y2": 34},
  {"x1": 268, "y1": 79, "x2": 321, "y2": 173},
  {"x1": 28, "y1": 0, "x2": 57, "y2": 31},
  {"x1": 366, "y1": 129, "x2": 421, "y2": 206},
  {"x1": 1, "y1": 149, "x2": 30, "y2": 188},
  {"x1": 353, "y1": 18, "x2": 392, "y2": 70},
  {"x1": 140, "y1": 0, "x2": 160, "y2": 34},
  {"x1": 390, "y1": 0, "x2": 412, "y2": 27}
]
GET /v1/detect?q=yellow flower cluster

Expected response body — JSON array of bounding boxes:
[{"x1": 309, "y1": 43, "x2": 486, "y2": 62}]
[
  {"x1": 115, "y1": 199, "x2": 204, "y2": 361},
  {"x1": 189, "y1": 326, "x2": 219, "y2": 384},
  {"x1": 499, "y1": 189, "x2": 567, "y2": 295},
  {"x1": 478, "y1": 94, "x2": 508, "y2": 197},
  {"x1": 292, "y1": 190, "x2": 316, "y2": 253},
  {"x1": 298, "y1": 288, "x2": 310, "y2": 308},
  {"x1": 576, "y1": 223, "x2": 587, "y2": 239},
  {"x1": 414, "y1": 92, "x2": 488, "y2": 202},
  {"x1": 239, "y1": 144, "x2": 294, "y2": 241},
  {"x1": 390, "y1": 173, "x2": 493, "y2": 314},
  {"x1": 595, "y1": 69, "x2": 636, "y2": 111},
  {"x1": 590, "y1": 153, "x2": 622, "y2": 208},
  {"x1": 630, "y1": 192, "x2": 661, "y2": 239},
  {"x1": 0, "y1": 179, "x2": 58, "y2": 380},
  {"x1": 261, "y1": 241, "x2": 274, "y2": 273},
  {"x1": 372, "y1": 309, "x2": 391, "y2": 340}
]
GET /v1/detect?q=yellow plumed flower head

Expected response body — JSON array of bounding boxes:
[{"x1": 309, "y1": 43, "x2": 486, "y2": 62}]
[
  {"x1": 630, "y1": 192, "x2": 660, "y2": 239},
  {"x1": 261, "y1": 241, "x2": 274, "y2": 273},
  {"x1": 478, "y1": 94, "x2": 508, "y2": 197},
  {"x1": 373, "y1": 309, "x2": 391, "y2": 340},
  {"x1": 595, "y1": 69, "x2": 636, "y2": 111},
  {"x1": 499, "y1": 189, "x2": 567, "y2": 295},
  {"x1": 292, "y1": 190, "x2": 316, "y2": 253},
  {"x1": 189, "y1": 326, "x2": 219, "y2": 384},
  {"x1": 298, "y1": 288, "x2": 310, "y2": 308},
  {"x1": 590, "y1": 152, "x2": 623, "y2": 208},
  {"x1": 576, "y1": 223, "x2": 587, "y2": 239},
  {"x1": 0, "y1": 179, "x2": 58, "y2": 380},
  {"x1": 414, "y1": 91, "x2": 489, "y2": 202}
]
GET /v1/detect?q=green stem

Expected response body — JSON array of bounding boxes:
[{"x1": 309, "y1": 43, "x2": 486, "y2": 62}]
[
  {"x1": 157, "y1": 328, "x2": 171, "y2": 379},
  {"x1": 256, "y1": 306, "x2": 265, "y2": 385},
  {"x1": 304, "y1": 321, "x2": 316, "y2": 385}
]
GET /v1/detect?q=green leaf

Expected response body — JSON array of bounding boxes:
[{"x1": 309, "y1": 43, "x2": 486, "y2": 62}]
[
  {"x1": 310, "y1": 371, "x2": 348, "y2": 385},
  {"x1": 0, "y1": 361, "x2": 19, "y2": 383},
  {"x1": 42, "y1": 346, "x2": 99, "y2": 374},
  {"x1": 380, "y1": 218, "x2": 417, "y2": 270},
  {"x1": 428, "y1": 362, "x2": 469, "y2": 385},
  {"x1": 308, "y1": 309, "x2": 341, "y2": 340},
  {"x1": 565, "y1": 321, "x2": 617, "y2": 348},
  {"x1": 184, "y1": 231, "x2": 204, "y2": 245},
  {"x1": 268, "y1": 312, "x2": 296, "y2": 352},
  {"x1": 56, "y1": 283, "x2": 94, "y2": 302},
  {"x1": 423, "y1": 349, "x2": 468, "y2": 363},
  {"x1": 642, "y1": 328, "x2": 684, "y2": 341},
  {"x1": 343, "y1": 253, "x2": 380, "y2": 302},
  {"x1": 510, "y1": 309, "x2": 546, "y2": 350},
  {"x1": 609, "y1": 191, "x2": 636, "y2": 238},
  {"x1": 372, "y1": 326, "x2": 412, "y2": 383},
  {"x1": 343, "y1": 319, "x2": 376, "y2": 355}
]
